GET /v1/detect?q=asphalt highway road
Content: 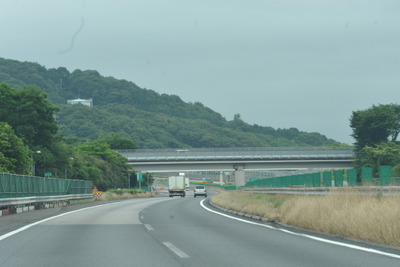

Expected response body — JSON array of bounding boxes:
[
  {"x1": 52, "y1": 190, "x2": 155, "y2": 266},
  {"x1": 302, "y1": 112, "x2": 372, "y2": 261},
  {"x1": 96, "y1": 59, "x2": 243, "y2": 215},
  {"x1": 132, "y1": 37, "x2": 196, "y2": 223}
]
[{"x1": 0, "y1": 192, "x2": 399, "y2": 266}]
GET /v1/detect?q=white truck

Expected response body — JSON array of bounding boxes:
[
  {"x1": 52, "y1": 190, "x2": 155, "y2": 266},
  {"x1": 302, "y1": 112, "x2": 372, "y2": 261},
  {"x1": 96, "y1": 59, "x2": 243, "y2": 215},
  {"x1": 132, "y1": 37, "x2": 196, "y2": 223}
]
[{"x1": 168, "y1": 176, "x2": 186, "y2": 197}]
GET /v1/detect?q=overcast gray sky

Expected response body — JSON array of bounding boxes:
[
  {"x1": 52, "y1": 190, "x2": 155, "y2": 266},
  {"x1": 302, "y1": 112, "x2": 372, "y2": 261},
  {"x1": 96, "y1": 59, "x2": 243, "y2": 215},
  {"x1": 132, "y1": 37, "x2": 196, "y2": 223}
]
[{"x1": 2, "y1": 0, "x2": 400, "y2": 144}]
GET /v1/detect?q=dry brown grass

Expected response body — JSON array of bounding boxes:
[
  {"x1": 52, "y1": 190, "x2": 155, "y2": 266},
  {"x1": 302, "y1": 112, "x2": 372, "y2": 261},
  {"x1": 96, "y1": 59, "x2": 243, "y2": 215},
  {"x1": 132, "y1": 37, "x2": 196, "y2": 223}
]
[
  {"x1": 98, "y1": 191, "x2": 154, "y2": 201},
  {"x1": 211, "y1": 191, "x2": 285, "y2": 220},
  {"x1": 211, "y1": 190, "x2": 400, "y2": 247}
]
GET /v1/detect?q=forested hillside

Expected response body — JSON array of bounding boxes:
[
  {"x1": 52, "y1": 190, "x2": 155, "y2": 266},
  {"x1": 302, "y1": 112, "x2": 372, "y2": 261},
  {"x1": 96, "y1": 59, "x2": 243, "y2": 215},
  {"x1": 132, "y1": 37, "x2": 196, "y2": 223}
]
[{"x1": 0, "y1": 57, "x2": 340, "y2": 148}]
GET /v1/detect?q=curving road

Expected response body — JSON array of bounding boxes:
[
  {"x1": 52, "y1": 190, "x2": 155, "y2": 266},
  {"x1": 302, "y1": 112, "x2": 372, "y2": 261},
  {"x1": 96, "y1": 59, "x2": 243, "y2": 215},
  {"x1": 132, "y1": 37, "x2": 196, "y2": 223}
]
[{"x1": 0, "y1": 193, "x2": 399, "y2": 266}]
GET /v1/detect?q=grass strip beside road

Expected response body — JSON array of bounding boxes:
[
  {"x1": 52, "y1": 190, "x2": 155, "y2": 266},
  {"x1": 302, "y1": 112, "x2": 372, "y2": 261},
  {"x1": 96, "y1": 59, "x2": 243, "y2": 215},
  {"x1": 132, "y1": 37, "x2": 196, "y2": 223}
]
[
  {"x1": 97, "y1": 189, "x2": 155, "y2": 201},
  {"x1": 210, "y1": 190, "x2": 400, "y2": 247}
]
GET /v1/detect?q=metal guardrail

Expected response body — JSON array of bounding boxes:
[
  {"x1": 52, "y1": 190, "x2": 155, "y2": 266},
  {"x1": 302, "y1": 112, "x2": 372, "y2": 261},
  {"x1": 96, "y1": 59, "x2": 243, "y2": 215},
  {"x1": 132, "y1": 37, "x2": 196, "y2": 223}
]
[{"x1": 0, "y1": 194, "x2": 95, "y2": 208}]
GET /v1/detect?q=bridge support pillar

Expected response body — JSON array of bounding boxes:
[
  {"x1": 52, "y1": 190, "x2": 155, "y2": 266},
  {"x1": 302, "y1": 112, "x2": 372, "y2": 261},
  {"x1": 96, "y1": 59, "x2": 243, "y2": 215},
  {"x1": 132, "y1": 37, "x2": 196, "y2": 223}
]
[
  {"x1": 219, "y1": 171, "x2": 224, "y2": 185},
  {"x1": 234, "y1": 165, "x2": 245, "y2": 187}
]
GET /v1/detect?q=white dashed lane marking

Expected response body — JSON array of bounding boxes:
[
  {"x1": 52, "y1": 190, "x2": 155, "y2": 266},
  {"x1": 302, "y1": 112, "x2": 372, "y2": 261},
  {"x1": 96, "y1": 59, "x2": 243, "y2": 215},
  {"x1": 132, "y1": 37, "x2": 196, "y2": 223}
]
[
  {"x1": 144, "y1": 224, "x2": 154, "y2": 231},
  {"x1": 163, "y1": 242, "x2": 190, "y2": 258}
]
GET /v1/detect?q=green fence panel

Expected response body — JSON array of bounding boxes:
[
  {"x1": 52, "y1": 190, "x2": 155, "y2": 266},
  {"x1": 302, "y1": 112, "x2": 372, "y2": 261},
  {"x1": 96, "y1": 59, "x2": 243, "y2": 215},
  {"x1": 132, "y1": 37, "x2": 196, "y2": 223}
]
[
  {"x1": 361, "y1": 167, "x2": 373, "y2": 185},
  {"x1": 270, "y1": 177, "x2": 276, "y2": 187},
  {"x1": 0, "y1": 172, "x2": 93, "y2": 198},
  {"x1": 295, "y1": 174, "x2": 305, "y2": 187},
  {"x1": 282, "y1": 176, "x2": 290, "y2": 187},
  {"x1": 346, "y1": 169, "x2": 357, "y2": 186},
  {"x1": 266, "y1": 177, "x2": 272, "y2": 187},
  {"x1": 272, "y1": 177, "x2": 277, "y2": 187},
  {"x1": 14, "y1": 176, "x2": 20, "y2": 196},
  {"x1": 21, "y1": 176, "x2": 27, "y2": 196},
  {"x1": 305, "y1": 174, "x2": 313, "y2": 187},
  {"x1": 282, "y1": 176, "x2": 286, "y2": 187},
  {"x1": 43, "y1": 178, "x2": 49, "y2": 195},
  {"x1": 334, "y1": 170, "x2": 344, "y2": 187},
  {"x1": 289, "y1": 175, "x2": 296, "y2": 186},
  {"x1": 271, "y1": 177, "x2": 276, "y2": 187},
  {"x1": 269, "y1": 177, "x2": 275, "y2": 187},
  {"x1": 0, "y1": 173, "x2": 8, "y2": 198},
  {"x1": 34, "y1": 177, "x2": 41, "y2": 195},
  {"x1": 65, "y1": 179, "x2": 72, "y2": 194},
  {"x1": 322, "y1": 171, "x2": 332, "y2": 187},
  {"x1": 39, "y1": 177, "x2": 46, "y2": 195},
  {"x1": 277, "y1": 177, "x2": 282, "y2": 187},
  {"x1": 379, "y1": 166, "x2": 391, "y2": 186},
  {"x1": 312, "y1": 173, "x2": 321, "y2": 187},
  {"x1": 262, "y1": 177, "x2": 269, "y2": 187},
  {"x1": 10, "y1": 174, "x2": 17, "y2": 197},
  {"x1": 276, "y1": 177, "x2": 282, "y2": 187},
  {"x1": 0, "y1": 174, "x2": 3, "y2": 198}
]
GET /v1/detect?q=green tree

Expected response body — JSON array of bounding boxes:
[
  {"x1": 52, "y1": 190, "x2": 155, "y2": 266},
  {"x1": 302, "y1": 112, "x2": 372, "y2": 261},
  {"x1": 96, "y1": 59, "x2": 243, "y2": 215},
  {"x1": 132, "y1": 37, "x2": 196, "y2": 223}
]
[
  {"x1": 356, "y1": 142, "x2": 400, "y2": 177},
  {"x1": 0, "y1": 122, "x2": 31, "y2": 174},
  {"x1": 350, "y1": 104, "x2": 400, "y2": 151},
  {"x1": 391, "y1": 164, "x2": 400, "y2": 177},
  {"x1": 33, "y1": 140, "x2": 72, "y2": 178},
  {"x1": 75, "y1": 140, "x2": 130, "y2": 190},
  {"x1": 0, "y1": 83, "x2": 59, "y2": 149}
]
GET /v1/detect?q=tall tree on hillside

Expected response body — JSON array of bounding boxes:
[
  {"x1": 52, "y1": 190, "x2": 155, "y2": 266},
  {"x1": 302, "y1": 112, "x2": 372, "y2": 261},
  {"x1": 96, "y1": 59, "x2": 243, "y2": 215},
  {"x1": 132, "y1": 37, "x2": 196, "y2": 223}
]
[
  {"x1": 0, "y1": 122, "x2": 31, "y2": 174},
  {"x1": 0, "y1": 83, "x2": 59, "y2": 149},
  {"x1": 350, "y1": 104, "x2": 400, "y2": 151}
]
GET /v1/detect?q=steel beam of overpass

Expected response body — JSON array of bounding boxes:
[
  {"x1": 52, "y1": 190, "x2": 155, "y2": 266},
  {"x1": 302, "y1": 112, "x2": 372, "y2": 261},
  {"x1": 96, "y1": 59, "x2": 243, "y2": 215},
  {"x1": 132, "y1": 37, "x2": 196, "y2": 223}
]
[{"x1": 128, "y1": 159, "x2": 354, "y2": 172}]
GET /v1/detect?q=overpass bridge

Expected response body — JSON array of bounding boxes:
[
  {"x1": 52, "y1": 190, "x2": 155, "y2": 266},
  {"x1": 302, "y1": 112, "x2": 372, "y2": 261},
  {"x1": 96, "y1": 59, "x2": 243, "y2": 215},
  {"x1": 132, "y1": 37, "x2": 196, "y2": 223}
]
[{"x1": 117, "y1": 147, "x2": 355, "y2": 186}]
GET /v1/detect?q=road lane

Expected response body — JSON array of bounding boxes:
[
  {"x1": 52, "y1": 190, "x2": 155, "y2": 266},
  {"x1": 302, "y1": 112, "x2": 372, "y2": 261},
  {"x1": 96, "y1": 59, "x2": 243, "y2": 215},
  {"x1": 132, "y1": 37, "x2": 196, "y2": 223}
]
[
  {"x1": 1, "y1": 194, "x2": 399, "y2": 266},
  {"x1": 0, "y1": 198, "x2": 184, "y2": 267},
  {"x1": 139, "y1": 196, "x2": 400, "y2": 267}
]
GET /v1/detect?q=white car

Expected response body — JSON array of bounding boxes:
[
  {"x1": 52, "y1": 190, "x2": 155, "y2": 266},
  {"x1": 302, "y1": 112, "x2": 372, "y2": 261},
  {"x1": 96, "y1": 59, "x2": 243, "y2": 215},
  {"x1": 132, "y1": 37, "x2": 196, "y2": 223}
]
[{"x1": 194, "y1": 185, "x2": 207, "y2": 197}]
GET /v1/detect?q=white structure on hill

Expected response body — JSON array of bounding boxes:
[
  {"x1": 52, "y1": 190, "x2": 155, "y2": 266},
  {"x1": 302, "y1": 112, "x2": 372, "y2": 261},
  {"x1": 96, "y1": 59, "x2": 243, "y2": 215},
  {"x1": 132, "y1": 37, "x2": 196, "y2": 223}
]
[{"x1": 67, "y1": 98, "x2": 93, "y2": 107}]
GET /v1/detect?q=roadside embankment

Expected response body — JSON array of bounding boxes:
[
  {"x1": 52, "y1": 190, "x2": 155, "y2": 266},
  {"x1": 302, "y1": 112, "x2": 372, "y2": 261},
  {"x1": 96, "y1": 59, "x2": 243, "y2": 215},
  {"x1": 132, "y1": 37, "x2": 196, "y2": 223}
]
[{"x1": 210, "y1": 190, "x2": 400, "y2": 247}]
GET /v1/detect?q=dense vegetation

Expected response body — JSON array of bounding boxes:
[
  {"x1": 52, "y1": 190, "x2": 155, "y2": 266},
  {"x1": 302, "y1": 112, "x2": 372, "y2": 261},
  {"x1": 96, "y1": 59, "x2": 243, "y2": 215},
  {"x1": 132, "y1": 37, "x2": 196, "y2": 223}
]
[
  {"x1": 0, "y1": 83, "x2": 144, "y2": 190},
  {"x1": 350, "y1": 104, "x2": 400, "y2": 177},
  {"x1": 0, "y1": 57, "x2": 340, "y2": 148}
]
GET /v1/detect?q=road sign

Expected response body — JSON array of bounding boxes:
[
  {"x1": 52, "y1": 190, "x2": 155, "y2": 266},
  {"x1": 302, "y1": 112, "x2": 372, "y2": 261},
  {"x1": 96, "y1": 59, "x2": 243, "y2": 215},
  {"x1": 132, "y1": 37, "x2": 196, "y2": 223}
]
[
  {"x1": 44, "y1": 172, "x2": 52, "y2": 177},
  {"x1": 137, "y1": 173, "x2": 143, "y2": 182}
]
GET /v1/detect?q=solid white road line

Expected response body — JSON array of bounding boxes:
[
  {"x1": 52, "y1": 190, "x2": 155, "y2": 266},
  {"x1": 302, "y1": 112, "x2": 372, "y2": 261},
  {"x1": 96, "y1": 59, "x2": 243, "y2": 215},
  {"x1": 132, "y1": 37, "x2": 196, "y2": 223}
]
[
  {"x1": 200, "y1": 199, "x2": 400, "y2": 260},
  {"x1": 163, "y1": 242, "x2": 190, "y2": 258}
]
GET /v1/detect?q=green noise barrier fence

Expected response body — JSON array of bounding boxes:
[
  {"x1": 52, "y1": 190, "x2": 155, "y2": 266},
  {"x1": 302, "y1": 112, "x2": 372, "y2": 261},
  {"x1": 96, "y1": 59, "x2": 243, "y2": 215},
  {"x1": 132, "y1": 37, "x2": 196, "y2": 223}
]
[
  {"x1": 0, "y1": 172, "x2": 93, "y2": 198},
  {"x1": 245, "y1": 166, "x2": 399, "y2": 188}
]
